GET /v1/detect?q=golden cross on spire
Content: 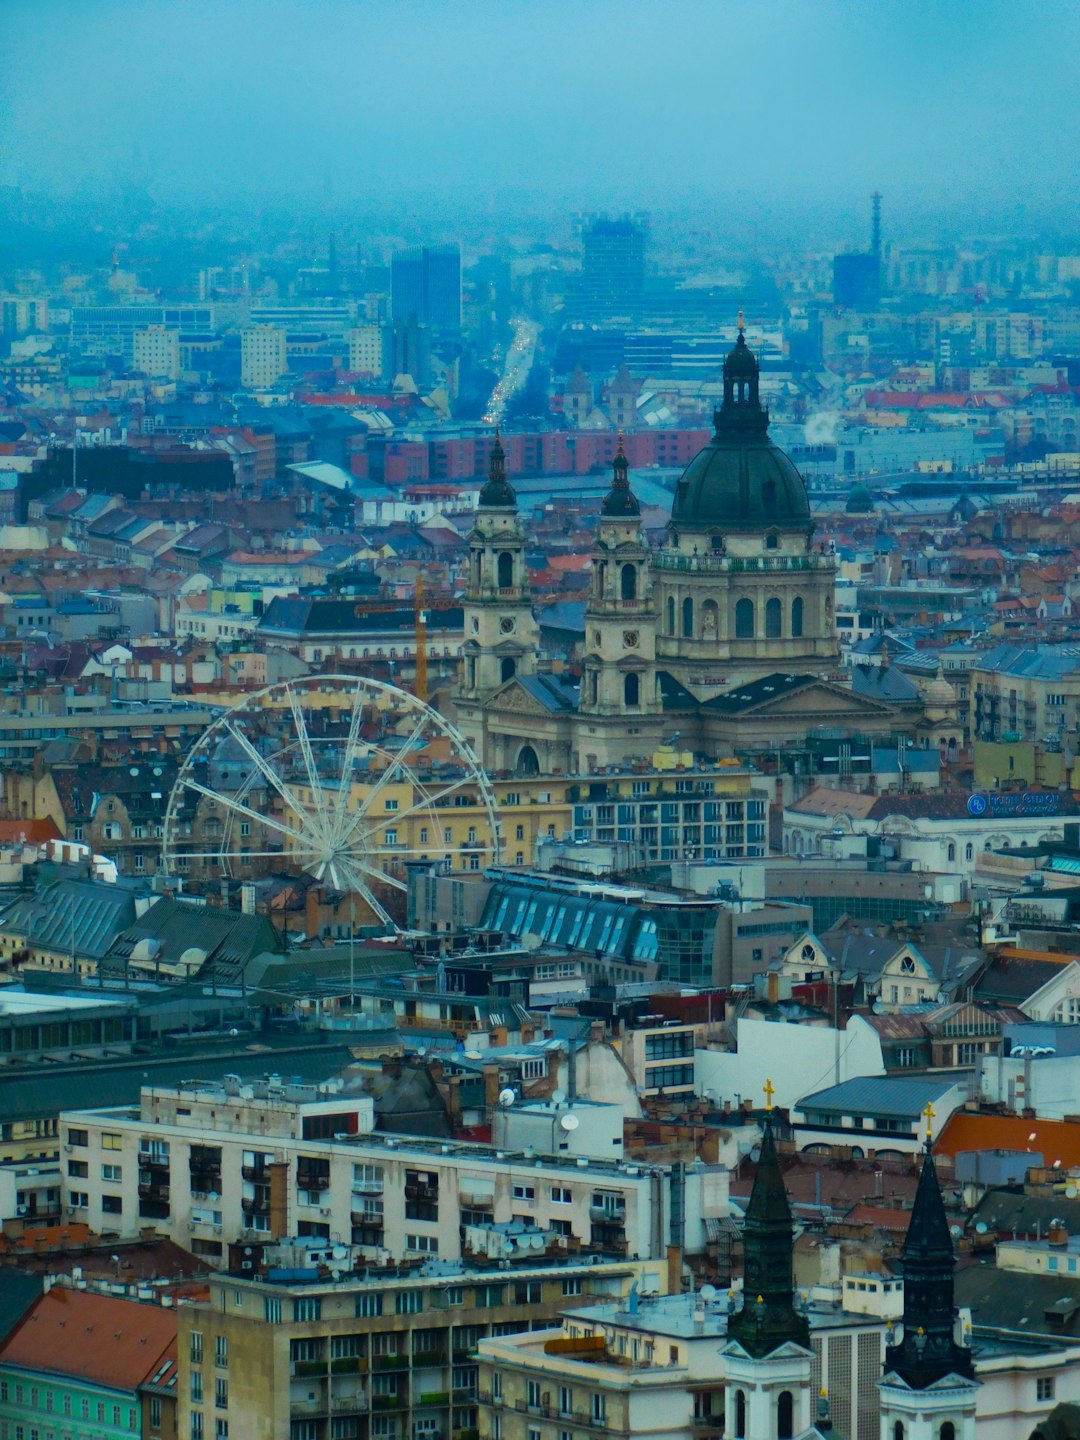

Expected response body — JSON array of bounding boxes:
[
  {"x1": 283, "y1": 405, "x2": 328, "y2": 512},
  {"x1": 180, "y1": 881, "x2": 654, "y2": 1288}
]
[
  {"x1": 763, "y1": 1077, "x2": 775, "y2": 1111},
  {"x1": 922, "y1": 1100, "x2": 936, "y2": 1139},
  {"x1": 737, "y1": 306, "x2": 745, "y2": 334}
]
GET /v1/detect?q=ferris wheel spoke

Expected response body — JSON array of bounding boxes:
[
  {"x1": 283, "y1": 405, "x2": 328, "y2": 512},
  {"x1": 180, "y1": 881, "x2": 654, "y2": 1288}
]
[
  {"x1": 286, "y1": 688, "x2": 333, "y2": 846},
  {"x1": 347, "y1": 854, "x2": 409, "y2": 893},
  {"x1": 222, "y1": 718, "x2": 308, "y2": 827},
  {"x1": 338, "y1": 714, "x2": 429, "y2": 836},
  {"x1": 359, "y1": 776, "x2": 476, "y2": 835},
  {"x1": 330, "y1": 681, "x2": 371, "y2": 833},
  {"x1": 180, "y1": 777, "x2": 310, "y2": 846},
  {"x1": 170, "y1": 849, "x2": 320, "y2": 861}
]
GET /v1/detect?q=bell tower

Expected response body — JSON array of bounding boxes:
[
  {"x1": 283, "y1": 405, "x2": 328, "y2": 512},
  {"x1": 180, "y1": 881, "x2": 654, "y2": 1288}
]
[
  {"x1": 879, "y1": 1119, "x2": 978, "y2": 1440},
  {"x1": 723, "y1": 1088, "x2": 816, "y2": 1440},
  {"x1": 577, "y1": 442, "x2": 663, "y2": 770},
  {"x1": 458, "y1": 432, "x2": 538, "y2": 704}
]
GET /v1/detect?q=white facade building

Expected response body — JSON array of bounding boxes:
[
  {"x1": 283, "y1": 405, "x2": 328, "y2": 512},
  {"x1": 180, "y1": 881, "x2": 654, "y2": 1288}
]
[
  {"x1": 347, "y1": 323, "x2": 383, "y2": 376},
  {"x1": 59, "y1": 1076, "x2": 729, "y2": 1267},
  {"x1": 132, "y1": 324, "x2": 181, "y2": 380},
  {"x1": 241, "y1": 324, "x2": 287, "y2": 388}
]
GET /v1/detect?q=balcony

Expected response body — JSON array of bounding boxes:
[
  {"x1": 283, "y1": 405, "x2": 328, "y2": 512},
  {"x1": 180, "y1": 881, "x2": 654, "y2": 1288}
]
[
  {"x1": 373, "y1": 1355, "x2": 408, "y2": 1371},
  {"x1": 137, "y1": 1182, "x2": 170, "y2": 1202},
  {"x1": 405, "y1": 1182, "x2": 439, "y2": 1202},
  {"x1": 589, "y1": 1206, "x2": 625, "y2": 1224},
  {"x1": 413, "y1": 1350, "x2": 447, "y2": 1368},
  {"x1": 351, "y1": 1209, "x2": 383, "y2": 1228},
  {"x1": 241, "y1": 1164, "x2": 268, "y2": 1182},
  {"x1": 331, "y1": 1395, "x2": 369, "y2": 1413}
]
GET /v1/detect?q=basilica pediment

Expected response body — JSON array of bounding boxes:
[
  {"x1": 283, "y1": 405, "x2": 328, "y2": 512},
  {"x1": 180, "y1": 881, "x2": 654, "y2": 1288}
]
[
  {"x1": 481, "y1": 674, "x2": 577, "y2": 717},
  {"x1": 706, "y1": 674, "x2": 901, "y2": 721}
]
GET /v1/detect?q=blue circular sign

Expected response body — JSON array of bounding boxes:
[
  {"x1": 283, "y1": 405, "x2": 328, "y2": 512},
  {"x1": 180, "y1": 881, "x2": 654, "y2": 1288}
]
[{"x1": 967, "y1": 793, "x2": 988, "y2": 817}]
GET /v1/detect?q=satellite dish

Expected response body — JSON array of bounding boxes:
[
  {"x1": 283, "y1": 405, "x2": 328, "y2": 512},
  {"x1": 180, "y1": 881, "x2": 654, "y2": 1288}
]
[
  {"x1": 208, "y1": 1191, "x2": 219, "y2": 1202},
  {"x1": 700, "y1": 1284, "x2": 717, "y2": 1302},
  {"x1": 498, "y1": 1088, "x2": 516, "y2": 1106},
  {"x1": 975, "y1": 1221, "x2": 988, "y2": 1234},
  {"x1": 1067, "y1": 1185, "x2": 1078, "y2": 1198},
  {"x1": 332, "y1": 1246, "x2": 347, "y2": 1260},
  {"x1": 464, "y1": 1050, "x2": 482, "y2": 1060},
  {"x1": 529, "y1": 1233, "x2": 545, "y2": 1250},
  {"x1": 551, "y1": 1089, "x2": 567, "y2": 1106},
  {"x1": 950, "y1": 1225, "x2": 962, "y2": 1237},
  {"x1": 560, "y1": 1113, "x2": 580, "y2": 1132},
  {"x1": 1054, "y1": 1159, "x2": 1063, "y2": 1169},
  {"x1": 520, "y1": 932, "x2": 542, "y2": 952},
  {"x1": 330, "y1": 1267, "x2": 342, "y2": 1281},
  {"x1": 417, "y1": 1045, "x2": 427, "y2": 1056},
  {"x1": 750, "y1": 1146, "x2": 762, "y2": 1162}
]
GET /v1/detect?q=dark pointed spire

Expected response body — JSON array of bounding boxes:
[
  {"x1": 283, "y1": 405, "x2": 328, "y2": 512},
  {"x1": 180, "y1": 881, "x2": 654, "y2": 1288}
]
[
  {"x1": 715, "y1": 306, "x2": 768, "y2": 437},
  {"x1": 601, "y1": 434, "x2": 640, "y2": 517},
  {"x1": 885, "y1": 1133, "x2": 973, "y2": 1389},
  {"x1": 727, "y1": 1097, "x2": 810, "y2": 1359},
  {"x1": 478, "y1": 426, "x2": 516, "y2": 509}
]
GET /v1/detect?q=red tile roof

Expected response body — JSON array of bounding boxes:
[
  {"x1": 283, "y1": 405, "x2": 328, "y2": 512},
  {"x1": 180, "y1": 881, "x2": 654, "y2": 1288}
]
[
  {"x1": 937, "y1": 1112, "x2": 1080, "y2": 1169},
  {"x1": 0, "y1": 1285, "x2": 176, "y2": 1391}
]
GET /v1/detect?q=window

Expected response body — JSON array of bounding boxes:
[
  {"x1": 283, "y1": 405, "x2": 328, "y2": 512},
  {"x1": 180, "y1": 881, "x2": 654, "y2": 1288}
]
[
  {"x1": 264, "y1": 1297, "x2": 282, "y2": 1323},
  {"x1": 515, "y1": 1280, "x2": 542, "y2": 1304},
  {"x1": 215, "y1": 1377, "x2": 227, "y2": 1409},
  {"x1": 735, "y1": 1389, "x2": 746, "y2": 1438},
  {"x1": 101, "y1": 1132, "x2": 122, "y2": 1150},
  {"x1": 67, "y1": 1128, "x2": 88, "y2": 1147},
  {"x1": 1037, "y1": 1377, "x2": 1055, "y2": 1402},
  {"x1": 384, "y1": 798, "x2": 398, "y2": 811},
  {"x1": 215, "y1": 1422, "x2": 228, "y2": 1440},
  {"x1": 512, "y1": 1183, "x2": 535, "y2": 1202},
  {"x1": 191, "y1": 1371, "x2": 203, "y2": 1403},
  {"x1": 682, "y1": 596, "x2": 693, "y2": 638},
  {"x1": 67, "y1": 1160, "x2": 88, "y2": 1178},
  {"x1": 356, "y1": 1293, "x2": 383, "y2": 1318},
  {"x1": 192, "y1": 1415, "x2": 205, "y2": 1440},
  {"x1": 591, "y1": 1395, "x2": 605, "y2": 1424},
  {"x1": 939, "y1": 1426, "x2": 955, "y2": 1440},
  {"x1": 405, "y1": 1235, "x2": 439, "y2": 1254},
  {"x1": 735, "y1": 597, "x2": 754, "y2": 639},
  {"x1": 293, "y1": 1298, "x2": 321, "y2": 1322},
  {"x1": 765, "y1": 596, "x2": 782, "y2": 639},
  {"x1": 67, "y1": 1191, "x2": 88, "y2": 1208},
  {"x1": 559, "y1": 1386, "x2": 572, "y2": 1416},
  {"x1": 551, "y1": 1186, "x2": 571, "y2": 1203},
  {"x1": 777, "y1": 1391, "x2": 793, "y2": 1440},
  {"x1": 396, "y1": 1290, "x2": 424, "y2": 1314},
  {"x1": 527, "y1": 1381, "x2": 542, "y2": 1408},
  {"x1": 215, "y1": 1335, "x2": 228, "y2": 1367},
  {"x1": 101, "y1": 1163, "x2": 122, "y2": 1181},
  {"x1": 562, "y1": 1277, "x2": 582, "y2": 1296},
  {"x1": 791, "y1": 595, "x2": 804, "y2": 637},
  {"x1": 150, "y1": 1396, "x2": 163, "y2": 1430},
  {"x1": 103, "y1": 1194, "x2": 123, "y2": 1214}
]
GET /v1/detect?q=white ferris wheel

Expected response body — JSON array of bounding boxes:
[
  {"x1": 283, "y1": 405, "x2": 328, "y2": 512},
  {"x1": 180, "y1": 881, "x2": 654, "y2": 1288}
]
[{"x1": 161, "y1": 675, "x2": 501, "y2": 928}]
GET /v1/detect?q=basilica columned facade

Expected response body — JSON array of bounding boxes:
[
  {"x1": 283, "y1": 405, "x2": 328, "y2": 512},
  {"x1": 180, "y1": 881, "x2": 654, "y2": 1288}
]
[{"x1": 455, "y1": 326, "x2": 927, "y2": 777}]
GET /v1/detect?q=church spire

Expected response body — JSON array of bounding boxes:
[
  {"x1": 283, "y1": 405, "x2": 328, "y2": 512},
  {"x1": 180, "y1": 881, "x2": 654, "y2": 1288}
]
[
  {"x1": 715, "y1": 307, "x2": 767, "y2": 436},
  {"x1": 478, "y1": 426, "x2": 516, "y2": 509},
  {"x1": 601, "y1": 434, "x2": 640, "y2": 517},
  {"x1": 728, "y1": 1092, "x2": 810, "y2": 1358},
  {"x1": 885, "y1": 1129, "x2": 973, "y2": 1389}
]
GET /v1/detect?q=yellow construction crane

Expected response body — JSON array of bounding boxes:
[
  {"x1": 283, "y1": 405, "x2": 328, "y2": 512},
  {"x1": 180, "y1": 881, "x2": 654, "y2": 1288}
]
[{"x1": 413, "y1": 572, "x2": 428, "y2": 703}]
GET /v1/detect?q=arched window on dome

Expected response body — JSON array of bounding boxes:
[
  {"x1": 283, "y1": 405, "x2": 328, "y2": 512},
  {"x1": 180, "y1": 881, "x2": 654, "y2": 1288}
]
[
  {"x1": 735, "y1": 598, "x2": 755, "y2": 639},
  {"x1": 497, "y1": 551, "x2": 514, "y2": 588},
  {"x1": 765, "y1": 597, "x2": 782, "y2": 639},
  {"x1": 765, "y1": 531, "x2": 779, "y2": 550},
  {"x1": 624, "y1": 673, "x2": 639, "y2": 707},
  {"x1": 667, "y1": 596, "x2": 676, "y2": 635},
  {"x1": 472, "y1": 552, "x2": 481, "y2": 587},
  {"x1": 682, "y1": 597, "x2": 694, "y2": 638},
  {"x1": 940, "y1": 1425, "x2": 956, "y2": 1440},
  {"x1": 791, "y1": 596, "x2": 804, "y2": 637},
  {"x1": 621, "y1": 564, "x2": 637, "y2": 601},
  {"x1": 734, "y1": 1390, "x2": 746, "y2": 1439},
  {"x1": 596, "y1": 559, "x2": 607, "y2": 597}
]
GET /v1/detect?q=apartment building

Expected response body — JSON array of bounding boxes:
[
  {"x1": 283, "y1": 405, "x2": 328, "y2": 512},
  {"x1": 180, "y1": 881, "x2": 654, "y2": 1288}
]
[
  {"x1": 241, "y1": 324, "x2": 288, "y2": 389},
  {"x1": 59, "y1": 1075, "x2": 729, "y2": 1267},
  {"x1": 477, "y1": 1291, "x2": 885, "y2": 1440},
  {"x1": 176, "y1": 1249, "x2": 655, "y2": 1440},
  {"x1": 133, "y1": 324, "x2": 182, "y2": 381}
]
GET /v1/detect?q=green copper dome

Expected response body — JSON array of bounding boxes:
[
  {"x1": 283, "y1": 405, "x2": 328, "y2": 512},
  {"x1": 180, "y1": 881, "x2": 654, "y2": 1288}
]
[{"x1": 670, "y1": 327, "x2": 811, "y2": 532}]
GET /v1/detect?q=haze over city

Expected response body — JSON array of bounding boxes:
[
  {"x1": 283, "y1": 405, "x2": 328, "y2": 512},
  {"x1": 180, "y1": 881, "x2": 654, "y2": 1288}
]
[{"x1": 1, "y1": 5, "x2": 1080, "y2": 1440}]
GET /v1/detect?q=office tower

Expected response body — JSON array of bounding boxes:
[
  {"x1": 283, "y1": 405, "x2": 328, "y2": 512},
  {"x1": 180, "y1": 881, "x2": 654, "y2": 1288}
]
[
  {"x1": 390, "y1": 244, "x2": 461, "y2": 330},
  {"x1": 240, "y1": 324, "x2": 287, "y2": 388},
  {"x1": 578, "y1": 215, "x2": 646, "y2": 324},
  {"x1": 132, "y1": 325, "x2": 181, "y2": 380},
  {"x1": 832, "y1": 191, "x2": 883, "y2": 308},
  {"x1": 389, "y1": 317, "x2": 431, "y2": 388}
]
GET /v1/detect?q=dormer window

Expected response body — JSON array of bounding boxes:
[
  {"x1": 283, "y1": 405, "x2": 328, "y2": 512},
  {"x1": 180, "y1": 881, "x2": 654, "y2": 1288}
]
[
  {"x1": 900, "y1": 956, "x2": 916, "y2": 974},
  {"x1": 766, "y1": 532, "x2": 779, "y2": 550}
]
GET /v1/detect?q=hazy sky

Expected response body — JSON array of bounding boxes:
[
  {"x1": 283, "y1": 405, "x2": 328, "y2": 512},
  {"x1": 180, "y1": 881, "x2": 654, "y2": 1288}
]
[{"x1": 3, "y1": 0, "x2": 1078, "y2": 235}]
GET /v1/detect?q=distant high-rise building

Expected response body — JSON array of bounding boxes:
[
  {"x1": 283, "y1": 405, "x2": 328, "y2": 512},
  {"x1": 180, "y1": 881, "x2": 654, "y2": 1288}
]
[
  {"x1": 578, "y1": 215, "x2": 646, "y2": 324},
  {"x1": 347, "y1": 323, "x2": 385, "y2": 378},
  {"x1": 391, "y1": 244, "x2": 461, "y2": 330},
  {"x1": 240, "y1": 324, "x2": 287, "y2": 388},
  {"x1": 832, "y1": 191, "x2": 883, "y2": 308},
  {"x1": 132, "y1": 325, "x2": 181, "y2": 381},
  {"x1": 389, "y1": 317, "x2": 432, "y2": 389}
]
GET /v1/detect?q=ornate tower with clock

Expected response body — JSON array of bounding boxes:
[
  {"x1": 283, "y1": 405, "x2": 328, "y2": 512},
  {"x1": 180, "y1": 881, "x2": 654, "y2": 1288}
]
[
  {"x1": 458, "y1": 433, "x2": 539, "y2": 722},
  {"x1": 576, "y1": 442, "x2": 664, "y2": 770}
]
